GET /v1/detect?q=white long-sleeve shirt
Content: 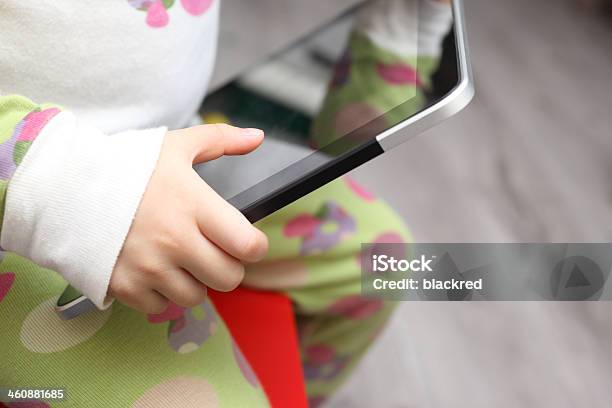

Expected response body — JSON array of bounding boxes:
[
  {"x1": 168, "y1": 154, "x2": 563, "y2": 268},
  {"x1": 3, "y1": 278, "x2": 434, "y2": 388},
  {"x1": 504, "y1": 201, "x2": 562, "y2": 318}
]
[{"x1": 0, "y1": 0, "x2": 220, "y2": 308}]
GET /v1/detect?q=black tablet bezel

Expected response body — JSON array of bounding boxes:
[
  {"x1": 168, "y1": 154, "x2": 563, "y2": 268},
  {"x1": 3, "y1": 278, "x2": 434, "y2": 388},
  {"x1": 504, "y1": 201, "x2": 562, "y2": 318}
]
[{"x1": 205, "y1": 0, "x2": 473, "y2": 223}]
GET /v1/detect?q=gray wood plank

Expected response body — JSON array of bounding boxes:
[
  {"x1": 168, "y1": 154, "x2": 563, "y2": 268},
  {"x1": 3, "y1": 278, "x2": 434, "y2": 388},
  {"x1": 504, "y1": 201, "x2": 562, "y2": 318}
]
[{"x1": 213, "y1": 0, "x2": 612, "y2": 406}]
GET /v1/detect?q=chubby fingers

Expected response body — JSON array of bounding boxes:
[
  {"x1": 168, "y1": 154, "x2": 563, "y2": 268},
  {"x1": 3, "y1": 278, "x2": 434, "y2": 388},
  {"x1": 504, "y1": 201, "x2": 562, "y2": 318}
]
[
  {"x1": 108, "y1": 272, "x2": 169, "y2": 314},
  {"x1": 152, "y1": 267, "x2": 209, "y2": 307},
  {"x1": 190, "y1": 172, "x2": 269, "y2": 263},
  {"x1": 182, "y1": 124, "x2": 264, "y2": 164},
  {"x1": 175, "y1": 230, "x2": 247, "y2": 292}
]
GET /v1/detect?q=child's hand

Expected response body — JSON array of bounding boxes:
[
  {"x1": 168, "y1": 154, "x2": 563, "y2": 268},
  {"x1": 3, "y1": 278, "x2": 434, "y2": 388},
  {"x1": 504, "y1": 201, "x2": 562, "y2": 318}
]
[{"x1": 108, "y1": 124, "x2": 269, "y2": 313}]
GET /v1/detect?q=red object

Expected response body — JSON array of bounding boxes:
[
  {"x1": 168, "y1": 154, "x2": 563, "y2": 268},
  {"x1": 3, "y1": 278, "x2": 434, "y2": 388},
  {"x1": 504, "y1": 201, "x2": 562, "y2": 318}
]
[{"x1": 209, "y1": 287, "x2": 307, "y2": 408}]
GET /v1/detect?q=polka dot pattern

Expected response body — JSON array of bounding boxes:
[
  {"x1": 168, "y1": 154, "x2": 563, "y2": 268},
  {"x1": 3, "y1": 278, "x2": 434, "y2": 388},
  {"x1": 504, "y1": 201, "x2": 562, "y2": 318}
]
[
  {"x1": 166, "y1": 301, "x2": 218, "y2": 354},
  {"x1": 327, "y1": 295, "x2": 383, "y2": 320},
  {"x1": 20, "y1": 297, "x2": 112, "y2": 353},
  {"x1": 284, "y1": 201, "x2": 356, "y2": 255},
  {"x1": 127, "y1": 0, "x2": 213, "y2": 28},
  {"x1": 376, "y1": 62, "x2": 421, "y2": 86},
  {"x1": 359, "y1": 231, "x2": 406, "y2": 271},
  {"x1": 303, "y1": 344, "x2": 349, "y2": 382},
  {"x1": 0, "y1": 271, "x2": 15, "y2": 302},
  {"x1": 181, "y1": 0, "x2": 213, "y2": 15},
  {"x1": 146, "y1": 0, "x2": 170, "y2": 27},
  {"x1": 344, "y1": 176, "x2": 375, "y2": 202},
  {"x1": 132, "y1": 376, "x2": 219, "y2": 408},
  {"x1": 232, "y1": 341, "x2": 259, "y2": 388}
]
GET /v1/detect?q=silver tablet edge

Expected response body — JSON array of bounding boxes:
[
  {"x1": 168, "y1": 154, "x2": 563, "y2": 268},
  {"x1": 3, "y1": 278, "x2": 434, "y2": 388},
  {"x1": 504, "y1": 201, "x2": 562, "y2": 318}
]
[{"x1": 376, "y1": 0, "x2": 475, "y2": 151}]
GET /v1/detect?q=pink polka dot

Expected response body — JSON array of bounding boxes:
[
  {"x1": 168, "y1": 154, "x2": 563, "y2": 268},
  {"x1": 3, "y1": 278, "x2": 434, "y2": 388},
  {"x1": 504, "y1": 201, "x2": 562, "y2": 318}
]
[
  {"x1": 306, "y1": 344, "x2": 335, "y2": 364},
  {"x1": 376, "y1": 63, "x2": 421, "y2": 86},
  {"x1": 181, "y1": 0, "x2": 213, "y2": 15},
  {"x1": 148, "y1": 302, "x2": 185, "y2": 323},
  {"x1": 344, "y1": 176, "x2": 375, "y2": 202},
  {"x1": 373, "y1": 232, "x2": 405, "y2": 244},
  {"x1": 358, "y1": 232, "x2": 406, "y2": 270},
  {"x1": 327, "y1": 296, "x2": 383, "y2": 319},
  {"x1": 0, "y1": 272, "x2": 15, "y2": 302},
  {"x1": 146, "y1": 0, "x2": 170, "y2": 27},
  {"x1": 283, "y1": 214, "x2": 321, "y2": 238}
]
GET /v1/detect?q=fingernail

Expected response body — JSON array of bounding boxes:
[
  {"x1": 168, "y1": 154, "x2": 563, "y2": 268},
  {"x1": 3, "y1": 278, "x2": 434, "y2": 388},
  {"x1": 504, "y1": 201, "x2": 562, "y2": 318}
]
[{"x1": 241, "y1": 128, "x2": 264, "y2": 138}]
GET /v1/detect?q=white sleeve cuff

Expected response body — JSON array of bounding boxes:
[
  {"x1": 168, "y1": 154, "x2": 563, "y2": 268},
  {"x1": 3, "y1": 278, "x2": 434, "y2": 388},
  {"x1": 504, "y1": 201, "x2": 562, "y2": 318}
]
[{"x1": 0, "y1": 111, "x2": 166, "y2": 309}]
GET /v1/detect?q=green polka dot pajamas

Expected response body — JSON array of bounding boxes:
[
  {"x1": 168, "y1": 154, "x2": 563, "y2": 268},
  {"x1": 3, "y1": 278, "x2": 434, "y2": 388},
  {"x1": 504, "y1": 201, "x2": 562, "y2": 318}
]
[{"x1": 0, "y1": 0, "x2": 450, "y2": 406}]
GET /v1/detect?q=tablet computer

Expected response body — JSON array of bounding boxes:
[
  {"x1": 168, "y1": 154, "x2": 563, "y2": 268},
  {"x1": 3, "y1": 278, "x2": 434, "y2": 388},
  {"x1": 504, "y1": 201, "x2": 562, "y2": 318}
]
[
  {"x1": 57, "y1": 0, "x2": 473, "y2": 319},
  {"x1": 196, "y1": 0, "x2": 474, "y2": 223}
]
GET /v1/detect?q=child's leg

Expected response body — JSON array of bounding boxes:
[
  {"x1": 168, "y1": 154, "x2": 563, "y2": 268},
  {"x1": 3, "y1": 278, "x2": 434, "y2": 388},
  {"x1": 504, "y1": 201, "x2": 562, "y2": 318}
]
[
  {"x1": 246, "y1": 176, "x2": 411, "y2": 406},
  {"x1": 243, "y1": 17, "x2": 429, "y2": 403},
  {"x1": 0, "y1": 253, "x2": 269, "y2": 407}
]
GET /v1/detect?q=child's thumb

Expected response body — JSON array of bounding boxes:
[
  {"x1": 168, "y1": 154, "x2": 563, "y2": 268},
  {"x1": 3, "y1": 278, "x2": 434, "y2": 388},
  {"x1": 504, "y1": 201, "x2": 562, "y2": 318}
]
[{"x1": 188, "y1": 124, "x2": 264, "y2": 164}]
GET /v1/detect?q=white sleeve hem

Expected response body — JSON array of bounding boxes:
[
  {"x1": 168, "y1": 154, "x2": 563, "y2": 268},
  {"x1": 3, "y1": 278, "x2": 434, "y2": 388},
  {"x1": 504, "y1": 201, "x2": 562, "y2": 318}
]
[{"x1": 0, "y1": 111, "x2": 166, "y2": 309}]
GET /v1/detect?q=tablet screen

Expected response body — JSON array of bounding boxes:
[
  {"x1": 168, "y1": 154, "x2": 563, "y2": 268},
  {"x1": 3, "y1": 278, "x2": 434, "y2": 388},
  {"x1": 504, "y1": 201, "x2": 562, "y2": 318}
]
[{"x1": 196, "y1": 0, "x2": 461, "y2": 219}]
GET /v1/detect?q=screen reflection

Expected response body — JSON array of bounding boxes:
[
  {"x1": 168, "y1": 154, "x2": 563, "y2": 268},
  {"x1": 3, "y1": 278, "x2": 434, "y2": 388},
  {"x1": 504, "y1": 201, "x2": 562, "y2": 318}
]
[{"x1": 197, "y1": 0, "x2": 455, "y2": 200}]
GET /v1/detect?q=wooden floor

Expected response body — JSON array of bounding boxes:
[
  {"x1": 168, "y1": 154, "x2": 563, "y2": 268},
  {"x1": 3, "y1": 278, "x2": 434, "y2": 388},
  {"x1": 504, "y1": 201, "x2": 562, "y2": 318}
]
[{"x1": 214, "y1": 0, "x2": 612, "y2": 406}]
